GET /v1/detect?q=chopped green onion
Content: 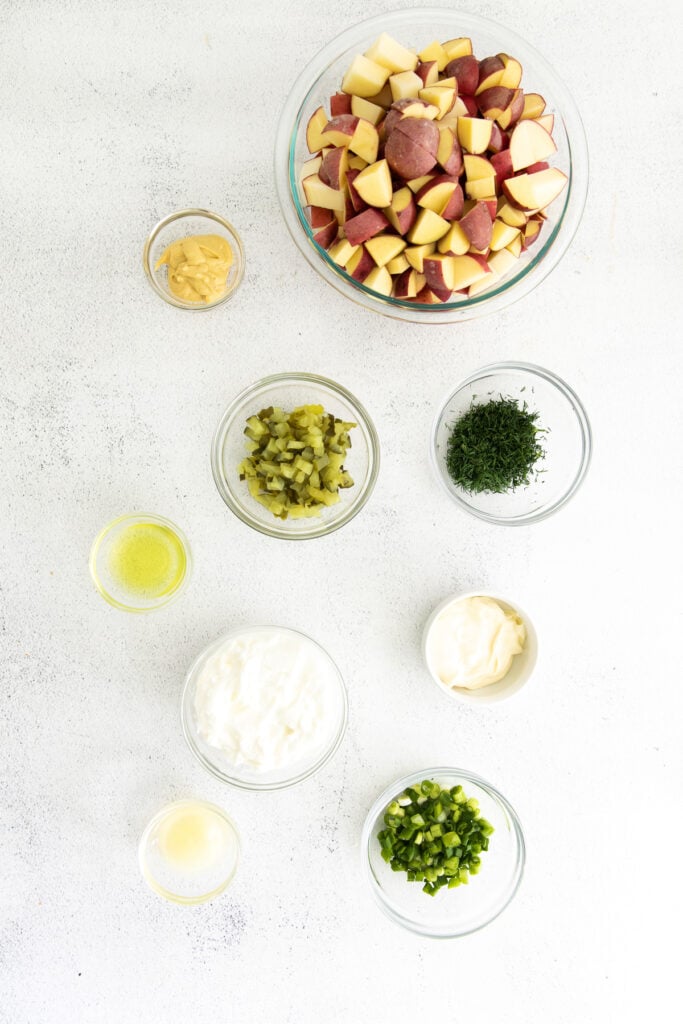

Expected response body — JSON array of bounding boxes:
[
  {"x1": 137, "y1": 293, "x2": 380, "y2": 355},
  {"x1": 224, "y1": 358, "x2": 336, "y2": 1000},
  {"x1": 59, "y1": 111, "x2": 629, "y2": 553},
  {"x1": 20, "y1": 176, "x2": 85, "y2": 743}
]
[{"x1": 376, "y1": 779, "x2": 494, "y2": 898}]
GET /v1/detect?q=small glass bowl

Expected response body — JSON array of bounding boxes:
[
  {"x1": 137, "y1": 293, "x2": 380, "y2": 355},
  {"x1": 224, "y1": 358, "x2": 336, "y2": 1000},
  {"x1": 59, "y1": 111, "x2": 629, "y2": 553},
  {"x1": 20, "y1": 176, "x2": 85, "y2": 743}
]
[
  {"x1": 211, "y1": 372, "x2": 380, "y2": 540},
  {"x1": 139, "y1": 800, "x2": 240, "y2": 905},
  {"x1": 143, "y1": 209, "x2": 245, "y2": 310},
  {"x1": 431, "y1": 362, "x2": 592, "y2": 525},
  {"x1": 275, "y1": 7, "x2": 588, "y2": 323},
  {"x1": 89, "y1": 512, "x2": 192, "y2": 612},
  {"x1": 181, "y1": 625, "x2": 348, "y2": 791},
  {"x1": 422, "y1": 591, "x2": 538, "y2": 704},
  {"x1": 362, "y1": 767, "x2": 525, "y2": 937}
]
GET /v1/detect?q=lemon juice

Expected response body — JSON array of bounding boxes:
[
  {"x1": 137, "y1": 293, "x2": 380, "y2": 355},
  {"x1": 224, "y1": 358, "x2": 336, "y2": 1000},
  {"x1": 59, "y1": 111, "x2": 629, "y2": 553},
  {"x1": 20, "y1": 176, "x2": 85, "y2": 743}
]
[
  {"x1": 157, "y1": 803, "x2": 234, "y2": 873},
  {"x1": 107, "y1": 521, "x2": 186, "y2": 598}
]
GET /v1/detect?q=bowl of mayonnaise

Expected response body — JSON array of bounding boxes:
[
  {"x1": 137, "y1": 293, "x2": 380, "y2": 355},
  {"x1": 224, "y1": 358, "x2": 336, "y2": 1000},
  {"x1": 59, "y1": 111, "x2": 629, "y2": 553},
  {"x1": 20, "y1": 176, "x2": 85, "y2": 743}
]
[{"x1": 422, "y1": 592, "x2": 538, "y2": 704}]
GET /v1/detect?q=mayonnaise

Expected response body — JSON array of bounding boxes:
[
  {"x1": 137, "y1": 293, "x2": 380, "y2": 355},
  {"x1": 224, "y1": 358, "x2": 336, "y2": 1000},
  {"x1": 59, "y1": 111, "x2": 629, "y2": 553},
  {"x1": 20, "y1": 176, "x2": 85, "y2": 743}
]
[
  {"x1": 193, "y1": 629, "x2": 338, "y2": 772},
  {"x1": 426, "y1": 596, "x2": 526, "y2": 689}
]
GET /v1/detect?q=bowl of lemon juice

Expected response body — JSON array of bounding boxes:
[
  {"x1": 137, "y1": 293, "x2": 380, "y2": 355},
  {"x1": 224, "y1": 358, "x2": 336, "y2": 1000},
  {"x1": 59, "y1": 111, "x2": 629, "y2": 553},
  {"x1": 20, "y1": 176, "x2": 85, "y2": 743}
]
[
  {"x1": 139, "y1": 799, "x2": 240, "y2": 903},
  {"x1": 89, "y1": 512, "x2": 191, "y2": 611}
]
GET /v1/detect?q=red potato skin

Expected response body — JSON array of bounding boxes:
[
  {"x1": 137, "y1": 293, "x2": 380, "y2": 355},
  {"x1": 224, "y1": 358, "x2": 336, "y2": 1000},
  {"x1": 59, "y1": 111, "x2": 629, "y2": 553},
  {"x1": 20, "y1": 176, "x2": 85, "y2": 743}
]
[
  {"x1": 320, "y1": 148, "x2": 347, "y2": 190},
  {"x1": 392, "y1": 98, "x2": 435, "y2": 115},
  {"x1": 460, "y1": 95, "x2": 478, "y2": 116},
  {"x1": 440, "y1": 183, "x2": 465, "y2": 220},
  {"x1": 459, "y1": 201, "x2": 494, "y2": 249},
  {"x1": 522, "y1": 222, "x2": 543, "y2": 249},
  {"x1": 322, "y1": 114, "x2": 359, "y2": 138},
  {"x1": 525, "y1": 160, "x2": 550, "y2": 174},
  {"x1": 306, "y1": 205, "x2": 335, "y2": 229},
  {"x1": 394, "y1": 268, "x2": 419, "y2": 298},
  {"x1": 478, "y1": 55, "x2": 505, "y2": 85},
  {"x1": 390, "y1": 191, "x2": 418, "y2": 235},
  {"x1": 476, "y1": 86, "x2": 514, "y2": 117},
  {"x1": 416, "y1": 60, "x2": 438, "y2": 85},
  {"x1": 347, "y1": 246, "x2": 374, "y2": 282},
  {"x1": 483, "y1": 198, "x2": 497, "y2": 219},
  {"x1": 437, "y1": 130, "x2": 463, "y2": 177},
  {"x1": 490, "y1": 150, "x2": 514, "y2": 189},
  {"x1": 507, "y1": 89, "x2": 525, "y2": 127},
  {"x1": 423, "y1": 257, "x2": 451, "y2": 292},
  {"x1": 330, "y1": 93, "x2": 352, "y2": 116},
  {"x1": 383, "y1": 109, "x2": 403, "y2": 136},
  {"x1": 344, "y1": 169, "x2": 367, "y2": 214},
  {"x1": 468, "y1": 252, "x2": 492, "y2": 272},
  {"x1": 487, "y1": 123, "x2": 509, "y2": 153},
  {"x1": 445, "y1": 55, "x2": 479, "y2": 95},
  {"x1": 413, "y1": 285, "x2": 446, "y2": 304},
  {"x1": 385, "y1": 132, "x2": 436, "y2": 178},
  {"x1": 313, "y1": 220, "x2": 339, "y2": 249},
  {"x1": 344, "y1": 208, "x2": 390, "y2": 247},
  {"x1": 385, "y1": 117, "x2": 439, "y2": 179}
]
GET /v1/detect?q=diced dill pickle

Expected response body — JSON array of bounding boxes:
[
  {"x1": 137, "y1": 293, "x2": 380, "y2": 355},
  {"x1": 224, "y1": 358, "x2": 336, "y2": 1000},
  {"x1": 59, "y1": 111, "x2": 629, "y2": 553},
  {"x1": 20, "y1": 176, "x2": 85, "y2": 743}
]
[{"x1": 237, "y1": 402, "x2": 357, "y2": 520}]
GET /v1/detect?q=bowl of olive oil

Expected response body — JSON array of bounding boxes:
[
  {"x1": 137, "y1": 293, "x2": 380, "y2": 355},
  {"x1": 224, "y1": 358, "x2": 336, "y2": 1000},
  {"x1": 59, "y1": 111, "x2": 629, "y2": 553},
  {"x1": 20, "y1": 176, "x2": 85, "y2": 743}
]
[{"x1": 89, "y1": 512, "x2": 191, "y2": 612}]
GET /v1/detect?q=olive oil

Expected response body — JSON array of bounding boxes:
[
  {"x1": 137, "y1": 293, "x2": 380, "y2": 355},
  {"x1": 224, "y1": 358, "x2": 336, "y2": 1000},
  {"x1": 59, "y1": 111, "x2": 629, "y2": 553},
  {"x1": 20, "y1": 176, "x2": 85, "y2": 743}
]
[{"x1": 107, "y1": 521, "x2": 186, "y2": 598}]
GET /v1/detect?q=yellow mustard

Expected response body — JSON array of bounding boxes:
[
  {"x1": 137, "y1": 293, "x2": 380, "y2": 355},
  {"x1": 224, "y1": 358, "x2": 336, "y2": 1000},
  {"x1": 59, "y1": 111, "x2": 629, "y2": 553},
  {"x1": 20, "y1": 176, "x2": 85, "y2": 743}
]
[{"x1": 155, "y1": 234, "x2": 233, "y2": 303}]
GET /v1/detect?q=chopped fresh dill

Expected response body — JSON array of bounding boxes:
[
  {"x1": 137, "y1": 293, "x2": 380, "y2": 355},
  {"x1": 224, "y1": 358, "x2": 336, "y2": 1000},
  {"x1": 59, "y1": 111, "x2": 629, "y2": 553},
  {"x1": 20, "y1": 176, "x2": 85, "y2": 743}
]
[{"x1": 446, "y1": 396, "x2": 546, "y2": 494}]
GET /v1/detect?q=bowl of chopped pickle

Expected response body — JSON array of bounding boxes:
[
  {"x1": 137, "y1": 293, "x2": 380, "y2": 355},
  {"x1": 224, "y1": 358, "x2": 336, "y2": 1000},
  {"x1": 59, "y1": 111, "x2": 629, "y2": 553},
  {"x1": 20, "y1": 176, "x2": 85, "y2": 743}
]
[
  {"x1": 431, "y1": 361, "x2": 592, "y2": 525},
  {"x1": 362, "y1": 767, "x2": 525, "y2": 937},
  {"x1": 211, "y1": 372, "x2": 380, "y2": 539}
]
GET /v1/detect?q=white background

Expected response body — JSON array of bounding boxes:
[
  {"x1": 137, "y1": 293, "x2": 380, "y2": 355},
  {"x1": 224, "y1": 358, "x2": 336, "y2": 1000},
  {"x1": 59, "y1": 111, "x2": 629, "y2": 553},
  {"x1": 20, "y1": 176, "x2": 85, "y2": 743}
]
[{"x1": 1, "y1": 1, "x2": 681, "y2": 1021}]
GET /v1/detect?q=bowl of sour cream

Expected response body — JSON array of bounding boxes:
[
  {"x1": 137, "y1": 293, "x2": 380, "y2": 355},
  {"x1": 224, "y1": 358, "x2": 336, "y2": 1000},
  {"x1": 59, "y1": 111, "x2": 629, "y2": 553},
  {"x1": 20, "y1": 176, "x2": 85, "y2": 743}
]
[
  {"x1": 422, "y1": 592, "x2": 538, "y2": 704},
  {"x1": 181, "y1": 625, "x2": 348, "y2": 790}
]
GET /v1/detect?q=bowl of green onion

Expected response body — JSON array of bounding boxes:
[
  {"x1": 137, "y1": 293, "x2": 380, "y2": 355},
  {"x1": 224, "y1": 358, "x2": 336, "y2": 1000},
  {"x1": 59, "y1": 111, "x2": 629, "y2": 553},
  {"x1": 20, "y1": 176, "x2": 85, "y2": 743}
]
[
  {"x1": 430, "y1": 362, "x2": 592, "y2": 526},
  {"x1": 362, "y1": 768, "x2": 525, "y2": 937}
]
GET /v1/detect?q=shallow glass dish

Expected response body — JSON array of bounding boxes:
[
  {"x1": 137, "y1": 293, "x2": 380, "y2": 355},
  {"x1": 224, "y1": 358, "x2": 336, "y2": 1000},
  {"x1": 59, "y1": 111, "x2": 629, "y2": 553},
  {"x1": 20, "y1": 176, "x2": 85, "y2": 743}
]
[
  {"x1": 143, "y1": 208, "x2": 245, "y2": 310},
  {"x1": 211, "y1": 372, "x2": 379, "y2": 540},
  {"x1": 362, "y1": 767, "x2": 525, "y2": 937},
  {"x1": 181, "y1": 625, "x2": 348, "y2": 791},
  {"x1": 431, "y1": 362, "x2": 591, "y2": 525},
  {"x1": 139, "y1": 800, "x2": 240, "y2": 904},
  {"x1": 275, "y1": 7, "x2": 588, "y2": 323},
  {"x1": 89, "y1": 512, "x2": 192, "y2": 612}
]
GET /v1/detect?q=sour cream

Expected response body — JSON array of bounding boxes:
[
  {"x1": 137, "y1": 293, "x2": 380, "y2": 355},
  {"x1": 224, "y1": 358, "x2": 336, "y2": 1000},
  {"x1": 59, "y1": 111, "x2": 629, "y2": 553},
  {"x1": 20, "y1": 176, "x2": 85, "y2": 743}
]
[
  {"x1": 426, "y1": 596, "x2": 526, "y2": 690},
  {"x1": 192, "y1": 628, "x2": 339, "y2": 773}
]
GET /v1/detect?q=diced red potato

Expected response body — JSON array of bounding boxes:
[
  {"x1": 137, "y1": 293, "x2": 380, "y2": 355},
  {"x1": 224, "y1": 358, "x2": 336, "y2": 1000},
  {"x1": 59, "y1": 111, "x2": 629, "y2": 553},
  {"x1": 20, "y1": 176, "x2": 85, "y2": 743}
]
[
  {"x1": 459, "y1": 201, "x2": 494, "y2": 250},
  {"x1": 344, "y1": 207, "x2": 390, "y2": 247},
  {"x1": 330, "y1": 92, "x2": 352, "y2": 116},
  {"x1": 490, "y1": 150, "x2": 514, "y2": 189},
  {"x1": 344, "y1": 169, "x2": 367, "y2": 213},
  {"x1": 385, "y1": 117, "x2": 439, "y2": 179},
  {"x1": 300, "y1": 32, "x2": 566, "y2": 301},
  {"x1": 319, "y1": 147, "x2": 349, "y2": 190},
  {"x1": 445, "y1": 55, "x2": 479, "y2": 95}
]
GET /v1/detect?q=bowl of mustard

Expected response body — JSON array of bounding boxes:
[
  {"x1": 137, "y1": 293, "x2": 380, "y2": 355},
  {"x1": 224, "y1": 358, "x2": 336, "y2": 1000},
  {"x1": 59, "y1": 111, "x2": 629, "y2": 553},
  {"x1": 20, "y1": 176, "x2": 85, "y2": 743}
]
[{"x1": 143, "y1": 208, "x2": 245, "y2": 310}]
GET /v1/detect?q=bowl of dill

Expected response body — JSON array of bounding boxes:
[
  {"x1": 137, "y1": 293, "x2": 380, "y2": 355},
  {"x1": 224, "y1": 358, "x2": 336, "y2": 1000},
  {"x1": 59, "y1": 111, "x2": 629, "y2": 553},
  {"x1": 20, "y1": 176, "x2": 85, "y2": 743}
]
[{"x1": 431, "y1": 362, "x2": 592, "y2": 525}]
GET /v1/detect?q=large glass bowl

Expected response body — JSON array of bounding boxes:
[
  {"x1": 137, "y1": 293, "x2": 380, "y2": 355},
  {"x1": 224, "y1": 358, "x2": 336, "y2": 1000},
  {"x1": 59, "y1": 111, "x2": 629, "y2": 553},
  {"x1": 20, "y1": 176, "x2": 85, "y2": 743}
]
[
  {"x1": 431, "y1": 362, "x2": 592, "y2": 525},
  {"x1": 211, "y1": 372, "x2": 379, "y2": 540},
  {"x1": 275, "y1": 8, "x2": 588, "y2": 323},
  {"x1": 362, "y1": 767, "x2": 525, "y2": 937}
]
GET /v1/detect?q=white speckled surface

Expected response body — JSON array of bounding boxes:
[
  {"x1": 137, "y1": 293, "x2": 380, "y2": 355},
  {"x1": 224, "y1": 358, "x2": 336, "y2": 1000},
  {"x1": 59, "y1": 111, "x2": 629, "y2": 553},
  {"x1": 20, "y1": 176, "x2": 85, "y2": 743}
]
[{"x1": 1, "y1": 0, "x2": 681, "y2": 1020}]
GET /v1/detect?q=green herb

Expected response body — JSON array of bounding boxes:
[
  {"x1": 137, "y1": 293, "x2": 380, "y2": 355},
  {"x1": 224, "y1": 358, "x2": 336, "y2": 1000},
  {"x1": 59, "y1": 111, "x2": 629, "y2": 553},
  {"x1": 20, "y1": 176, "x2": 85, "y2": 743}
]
[
  {"x1": 445, "y1": 396, "x2": 546, "y2": 494},
  {"x1": 377, "y1": 780, "x2": 493, "y2": 897}
]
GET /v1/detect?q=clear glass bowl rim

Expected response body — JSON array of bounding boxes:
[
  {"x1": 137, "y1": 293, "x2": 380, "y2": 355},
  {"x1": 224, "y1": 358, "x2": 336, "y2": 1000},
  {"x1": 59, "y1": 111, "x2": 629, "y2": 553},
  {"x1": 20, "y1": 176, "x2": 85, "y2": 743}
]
[
  {"x1": 361, "y1": 765, "x2": 526, "y2": 938},
  {"x1": 430, "y1": 360, "x2": 592, "y2": 525},
  {"x1": 88, "y1": 511, "x2": 193, "y2": 612},
  {"x1": 138, "y1": 798, "x2": 241, "y2": 905},
  {"x1": 181, "y1": 624, "x2": 349, "y2": 791},
  {"x1": 211, "y1": 371, "x2": 380, "y2": 540},
  {"x1": 142, "y1": 208, "x2": 245, "y2": 310},
  {"x1": 274, "y1": 6, "x2": 589, "y2": 324}
]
